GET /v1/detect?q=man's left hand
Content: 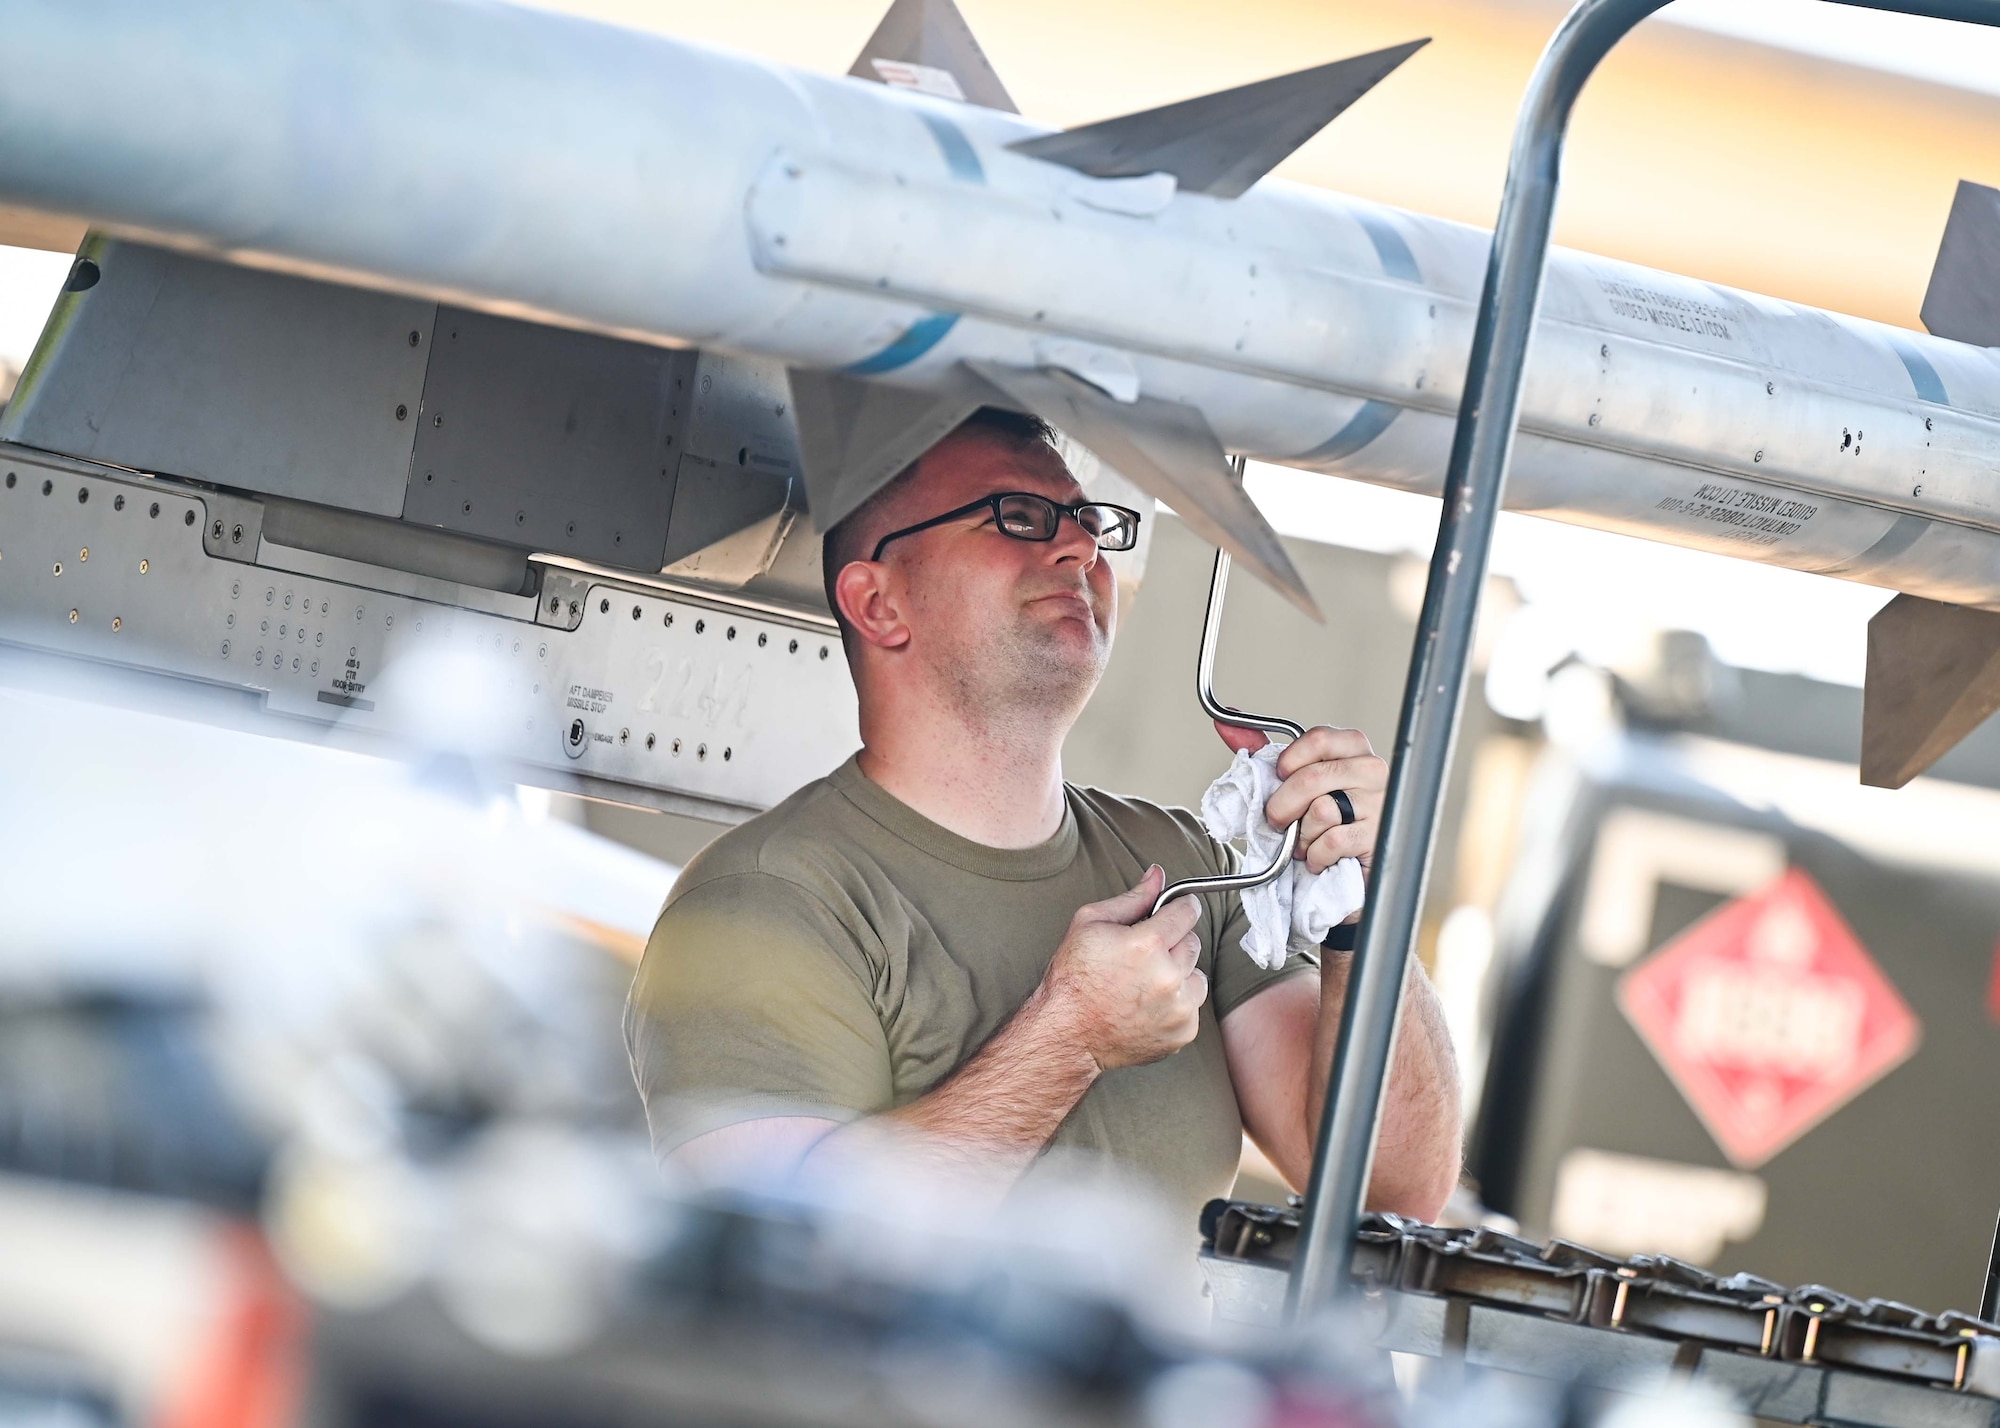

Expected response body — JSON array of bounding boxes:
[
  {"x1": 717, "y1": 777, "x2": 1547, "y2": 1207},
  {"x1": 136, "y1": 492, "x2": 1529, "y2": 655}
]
[{"x1": 1216, "y1": 722, "x2": 1388, "y2": 875}]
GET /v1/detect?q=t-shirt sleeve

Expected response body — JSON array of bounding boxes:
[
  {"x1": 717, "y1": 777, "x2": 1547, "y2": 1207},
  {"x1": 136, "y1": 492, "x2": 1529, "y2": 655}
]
[
  {"x1": 1206, "y1": 845, "x2": 1321, "y2": 1021},
  {"x1": 623, "y1": 870, "x2": 894, "y2": 1158}
]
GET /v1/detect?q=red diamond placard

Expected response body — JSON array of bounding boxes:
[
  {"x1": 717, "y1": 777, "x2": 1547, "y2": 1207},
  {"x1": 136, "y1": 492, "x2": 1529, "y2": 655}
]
[{"x1": 1616, "y1": 866, "x2": 1921, "y2": 1169}]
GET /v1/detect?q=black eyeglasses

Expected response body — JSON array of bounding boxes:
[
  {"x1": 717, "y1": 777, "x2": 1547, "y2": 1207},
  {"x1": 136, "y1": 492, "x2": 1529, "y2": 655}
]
[{"x1": 871, "y1": 491, "x2": 1143, "y2": 562}]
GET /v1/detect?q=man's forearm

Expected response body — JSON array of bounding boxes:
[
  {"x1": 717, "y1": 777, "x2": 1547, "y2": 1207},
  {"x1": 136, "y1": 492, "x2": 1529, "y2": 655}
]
[
  {"x1": 1308, "y1": 951, "x2": 1462, "y2": 1219},
  {"x1": 800, "y1": 985, "x2": 1099, "y2": 1192}
]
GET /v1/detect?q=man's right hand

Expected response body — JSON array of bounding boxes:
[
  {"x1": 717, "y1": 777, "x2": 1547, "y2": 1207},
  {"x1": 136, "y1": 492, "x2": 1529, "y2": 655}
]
[{"x1": 1039, "y1": 865, "x2": 1207, "y2": 1071}]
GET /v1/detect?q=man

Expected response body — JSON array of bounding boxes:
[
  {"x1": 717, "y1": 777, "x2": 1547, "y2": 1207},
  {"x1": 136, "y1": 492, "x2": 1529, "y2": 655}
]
[{"x1": 624, "y1": 408, "x2": 1460, "y2": 1231}]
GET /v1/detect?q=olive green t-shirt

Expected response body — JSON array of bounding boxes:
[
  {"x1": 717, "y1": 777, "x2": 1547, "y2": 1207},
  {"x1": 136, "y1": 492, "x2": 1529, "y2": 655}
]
[{"x1": 623, "y1": 755, "x2": 1312, "y2": 1233}]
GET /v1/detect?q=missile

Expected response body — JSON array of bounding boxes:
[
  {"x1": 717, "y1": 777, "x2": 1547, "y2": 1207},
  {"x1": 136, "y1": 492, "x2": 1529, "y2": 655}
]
[{"x1": 0, "y1": 0, "x2": 1997, "y2": 730}]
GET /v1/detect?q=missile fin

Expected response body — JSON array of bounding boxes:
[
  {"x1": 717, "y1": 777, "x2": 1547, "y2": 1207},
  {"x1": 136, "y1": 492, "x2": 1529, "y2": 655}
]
[
  {"x1": 1006, "y1": 40, "x2": 1428, "y2": 199},
  {"x1": 1921, "y1": 179, "x2": 2000, "y2": 347},
  {"x1": 1861, "y1": 592, "x2": 2000, "y2": 788},
  {"x1": 789, "y1": 368, "x2": 983, "y2": 533},
  {"x1": 849, "y1": 0, "x2": 1019, "y2": 113},
  {"x1": 968, "y1": 362, "x2": 1321, "y2": 621}
]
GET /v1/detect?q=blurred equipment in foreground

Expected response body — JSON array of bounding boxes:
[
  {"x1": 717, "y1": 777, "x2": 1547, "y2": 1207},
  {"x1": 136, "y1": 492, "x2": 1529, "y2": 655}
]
[
  {"x1": 247, "y1": 1163, "x2": 1754, "y2": 1428},
  {"x1": 0, "y1": 668, "x2": 675, "y2": 1427}
]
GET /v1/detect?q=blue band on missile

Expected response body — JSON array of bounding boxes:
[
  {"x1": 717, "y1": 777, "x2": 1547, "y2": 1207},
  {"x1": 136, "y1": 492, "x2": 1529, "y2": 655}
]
[
  {"x1": 840, "y1": 112, "x2": 984, "y2": 375},
  {"x1": 917, "y1": 112, "x2": 985, "y2": 185},
  {"x1": 1818, "y1": 511, "x2": 1932, "y2": 576},
  {"x1": 844, "y1": 311, "x2": 963, "y2": 375},
  {"x1": 1297, "y1": 399, "x2": 1402, "y2": 464},
  {"x1": 1885, "y1": 332, "x2": 1949, "y2": 406},
  {"x1": 1354, "y1": 210, "x2": 1421, "y2": 283}
]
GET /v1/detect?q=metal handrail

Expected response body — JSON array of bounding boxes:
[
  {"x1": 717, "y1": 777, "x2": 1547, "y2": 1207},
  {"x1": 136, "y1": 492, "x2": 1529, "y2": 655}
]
[
  {"x1": 1286, "y1": 0, "x2": 2000, "y2": 1316},
  {"x1": 1152, "y1": 458, "x2": 1305, "y2": 916}
]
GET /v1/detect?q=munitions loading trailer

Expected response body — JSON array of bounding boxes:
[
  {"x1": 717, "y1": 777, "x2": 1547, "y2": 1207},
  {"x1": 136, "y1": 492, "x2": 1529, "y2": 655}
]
[{"x1": 7, "y1": 0, "x2": 2000, "y2": 1422}]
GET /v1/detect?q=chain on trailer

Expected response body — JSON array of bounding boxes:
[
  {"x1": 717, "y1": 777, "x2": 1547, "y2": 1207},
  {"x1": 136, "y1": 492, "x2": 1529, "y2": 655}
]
[{"x1": 1204, "y1": 1199, "x2": 2000, "y2": 1425}]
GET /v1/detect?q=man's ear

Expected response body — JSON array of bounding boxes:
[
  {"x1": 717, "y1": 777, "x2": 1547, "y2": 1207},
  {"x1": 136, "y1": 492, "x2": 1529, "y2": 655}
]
[{"x1": 833, "y1": 560, "x2": 913, "y2": 652}]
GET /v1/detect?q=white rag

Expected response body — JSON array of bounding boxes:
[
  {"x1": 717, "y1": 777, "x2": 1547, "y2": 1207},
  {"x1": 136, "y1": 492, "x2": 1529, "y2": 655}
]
[{"x1": 1199, "y1": 743, "x2": 1366, "y2": 971}]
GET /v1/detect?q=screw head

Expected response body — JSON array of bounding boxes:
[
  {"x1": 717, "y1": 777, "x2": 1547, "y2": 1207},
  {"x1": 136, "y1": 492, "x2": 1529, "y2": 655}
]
[
  {"x1": 139, "y1": 559, "x2": 149, "y2": 574},
  {"x1": 184, "y1": 510, "x2": 196, "y2": 526},
  {"x1": 111, "y1": 617, "x2": 121, "y2": 631},
  {"x1": 599, "y1": 597, "x2": 610, "y2": 614},
  {"x1": 396, "y1": 404, "x2": 408, "y2": 421}
]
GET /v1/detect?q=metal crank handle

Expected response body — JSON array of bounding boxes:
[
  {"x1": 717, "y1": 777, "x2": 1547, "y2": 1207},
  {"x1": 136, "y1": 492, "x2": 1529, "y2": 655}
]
[
  {"x1": 1151, "y1": 818, "x2": 1303, "y2": 917},
  {"x1": 1151, "y1": 484, "x2": 1309, "y2": 917}
]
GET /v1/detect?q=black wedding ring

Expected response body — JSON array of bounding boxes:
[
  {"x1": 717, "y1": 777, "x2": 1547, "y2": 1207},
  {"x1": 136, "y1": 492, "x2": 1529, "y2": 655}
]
[{"x1": 1331, "y1": 788, "x2": 1356, "y2": 827}]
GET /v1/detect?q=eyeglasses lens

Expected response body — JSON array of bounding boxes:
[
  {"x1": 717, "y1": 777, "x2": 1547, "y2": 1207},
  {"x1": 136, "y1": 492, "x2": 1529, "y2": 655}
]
[
  {"x1": 995, "y1": 495, "x2": 1059, "y2": 539},
  {"x1": 1078, "y1": 505, "x2": 1138, "y2": 551}
]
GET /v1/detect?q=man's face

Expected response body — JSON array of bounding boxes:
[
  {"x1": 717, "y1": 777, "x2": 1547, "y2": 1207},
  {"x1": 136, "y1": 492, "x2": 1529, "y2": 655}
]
[{"x1": 872, "y1": 431, "x2": 1118, "y2": 720}]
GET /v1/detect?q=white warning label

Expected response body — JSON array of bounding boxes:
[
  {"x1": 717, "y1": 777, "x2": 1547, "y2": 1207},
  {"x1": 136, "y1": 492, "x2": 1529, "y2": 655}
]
[{"x1": 871, "y1": 59, "x2": 967, "y2": 101}]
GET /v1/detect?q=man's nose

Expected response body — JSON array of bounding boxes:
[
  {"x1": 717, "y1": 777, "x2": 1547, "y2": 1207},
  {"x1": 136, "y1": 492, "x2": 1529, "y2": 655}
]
[{"x1": 1047, "y1": 510, "x2": 1101, "y2": 563}]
